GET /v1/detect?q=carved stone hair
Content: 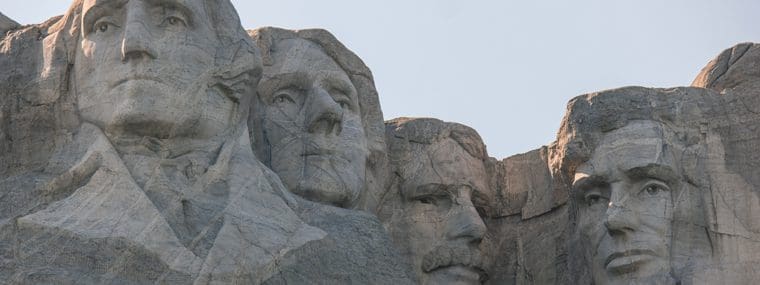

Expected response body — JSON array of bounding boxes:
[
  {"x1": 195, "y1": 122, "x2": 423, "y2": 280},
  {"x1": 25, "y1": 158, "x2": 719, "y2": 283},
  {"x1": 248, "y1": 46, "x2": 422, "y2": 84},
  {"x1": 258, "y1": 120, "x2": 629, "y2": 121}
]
[
  {"x1": 551, "y1": 86, "x2": 715, "y2": 187},
  {"x1": 42, "y1": 0, "x2": 262, "y2": 129},
  {"x1": 385, "y1": 117, "x2": 487, "y2": 162},
  {"x1": 379, "y1": 117, "x2": 489, "y2": 219}
]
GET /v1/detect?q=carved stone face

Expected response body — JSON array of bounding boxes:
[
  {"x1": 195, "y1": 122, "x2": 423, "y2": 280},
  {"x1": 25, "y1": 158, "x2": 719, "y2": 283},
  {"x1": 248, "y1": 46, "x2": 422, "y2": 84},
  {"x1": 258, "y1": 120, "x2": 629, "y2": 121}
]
[
  {"x1": 395, "y1": 138, "x2": 490, "y2": 285},
  {"x1": 573, "y1": 121, "x2": 676, "y2": 284},
  {"x1": 75, "y1": 0, "x2": 234, "y2": 139},
  {"x1": 256, "y1": 38, "x2": 368, "y2": 208}
]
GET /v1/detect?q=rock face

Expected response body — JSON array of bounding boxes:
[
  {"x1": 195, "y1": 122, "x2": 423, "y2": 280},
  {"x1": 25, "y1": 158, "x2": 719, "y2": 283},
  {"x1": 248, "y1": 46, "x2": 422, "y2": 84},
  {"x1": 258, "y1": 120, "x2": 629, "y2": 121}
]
[
  {"x1": 552, "y1": 86, "x2": 760, "y2": 284},
  {"x1": 485, "y1": 147, "x2": 566, "y2": 285},
  {"x1": 247, "y1": 27, "x2": 388, "y2": 212},
  {"x1": 381, "y1": 118, "x2": 493, "y2": 285},
  {"x1": 0, "y1": 1, "x2": 329, "y2": 283},
  {"x1": 0, "y1": 12, "x2": 19, "y2": 37},
  {"x1": 2, "y1": 1, "x2": 760, "y2": 284}
]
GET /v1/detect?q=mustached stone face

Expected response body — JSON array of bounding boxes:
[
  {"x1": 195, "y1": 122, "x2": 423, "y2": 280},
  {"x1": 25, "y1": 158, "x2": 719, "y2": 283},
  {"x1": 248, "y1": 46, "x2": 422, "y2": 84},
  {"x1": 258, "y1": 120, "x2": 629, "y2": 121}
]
[
  {"x1": 75, "y1": 0, "x2": 235, "y2": 140},
  {"x1": 256, "y1": 38, "x2": 368, "y2": 208},
  {"x1": 573, "y1": 120, "x2": 677, "y2": 284},
  {"x1": 393, "y1": 138, "x2": 490, "y2": 285}
]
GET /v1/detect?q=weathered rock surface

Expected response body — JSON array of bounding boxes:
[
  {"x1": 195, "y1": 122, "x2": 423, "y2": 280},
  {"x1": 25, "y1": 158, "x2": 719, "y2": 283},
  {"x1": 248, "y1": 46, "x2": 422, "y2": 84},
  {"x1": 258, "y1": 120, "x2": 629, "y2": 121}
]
[
  {"x1": 381, "y1": 118, "x2": 493, "y2": 285},
  {"x1": 484, "y1": 147, "x2": 566, "y2": 285},
  {"x1": 0, "y1": 2, "x2": 407, "y2": 284},
  {"x1": 246, "y1": 27, "x2": 414, "y2": 283},
  {"x1": 247, "y1": 27, "x2": 388, "y2": 212},
  {"x1": 553, "y1": 86, "x2": 760, "y2": 284},
  {"x1": 0, "y1": 12, "x2": 19, "y2": 37},
  {"x1": 2, "y1": 1, "x2": 760, "y2": 284},
  {"x1": 262, "y1": 200, "x2": 415, "y2": 284}
]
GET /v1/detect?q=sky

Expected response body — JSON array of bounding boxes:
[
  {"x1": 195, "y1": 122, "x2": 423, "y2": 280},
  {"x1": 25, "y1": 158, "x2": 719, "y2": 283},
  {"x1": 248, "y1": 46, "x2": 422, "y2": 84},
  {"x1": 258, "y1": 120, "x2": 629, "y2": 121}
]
[{"x1": 2, "y1": 0, "x2": 759, "y2": 158}]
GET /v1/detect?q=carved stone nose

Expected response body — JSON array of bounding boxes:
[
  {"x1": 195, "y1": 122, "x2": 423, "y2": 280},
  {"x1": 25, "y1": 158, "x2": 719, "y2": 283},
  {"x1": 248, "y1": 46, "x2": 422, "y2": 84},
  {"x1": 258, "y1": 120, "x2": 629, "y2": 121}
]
[
  {"x1": 604, "y1": 203, "x2": 638, "y2": 237},
  {"x1": 447, "y1": 200, "x2": 487, "y2": 245},
  {"x1": 121, "y1": 6, "x2": 156, "y2": 62},
  {"x1": 306, "y1": 88, "x2": 343, "y2": 136}
]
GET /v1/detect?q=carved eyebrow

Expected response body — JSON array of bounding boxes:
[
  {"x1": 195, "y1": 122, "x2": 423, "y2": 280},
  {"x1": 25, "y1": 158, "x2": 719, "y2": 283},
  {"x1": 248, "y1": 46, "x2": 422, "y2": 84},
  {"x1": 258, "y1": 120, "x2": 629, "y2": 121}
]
[
  {"x1": 148, "y1": 0, "x2": 196, "y2": 27},
  {"x1": 82, "y1": 0, "x2": 128, "y2": 33},
  {"x1": 403, "y1": 183, "x2": 448, "y2": 200},
  {"x1": 623, "y1": 164, "x2": 679, "y2": 185},
  {"x1": 258, "y1": 72, "x2": 309, "y2": 95},
  {"x1": 572, "y1": 175, "x2": 607, "y2": 191},
  {"x1": 82, "y1": 0, "x2": 196, "y2": 33},
  {"x1": 323, "y1": 74, "x2": 355, "y2": 95}
]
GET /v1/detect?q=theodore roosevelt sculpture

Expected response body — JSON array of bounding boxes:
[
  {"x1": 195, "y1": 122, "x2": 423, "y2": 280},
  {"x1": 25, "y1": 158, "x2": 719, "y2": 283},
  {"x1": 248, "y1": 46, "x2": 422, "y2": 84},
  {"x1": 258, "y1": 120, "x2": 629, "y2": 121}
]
[{"x1": 381, "y1": 118, "x2": 493, "y2": 285}]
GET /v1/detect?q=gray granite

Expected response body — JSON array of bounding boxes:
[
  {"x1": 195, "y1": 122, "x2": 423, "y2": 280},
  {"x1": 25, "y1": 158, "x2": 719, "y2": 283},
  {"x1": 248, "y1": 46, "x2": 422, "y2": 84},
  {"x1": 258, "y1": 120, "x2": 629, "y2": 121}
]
[{"x1": 1, "y1": 1, "x2": 760, "y2": 284}]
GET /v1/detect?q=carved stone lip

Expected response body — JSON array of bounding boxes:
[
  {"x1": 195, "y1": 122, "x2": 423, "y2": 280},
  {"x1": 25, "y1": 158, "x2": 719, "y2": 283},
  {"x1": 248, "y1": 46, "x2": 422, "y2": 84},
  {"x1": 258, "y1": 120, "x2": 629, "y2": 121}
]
[
  {"x1": 301, "y1": 146, "x2": 334, "y2": 157},
  {"x1": 432, "y1": 265, "x2": 486, "y2": 283},
  {"x1": 111, "y1": 75, "x2": 165, "y2": 88},
  {"x1": 604, "y1": 249, "x2": 657, "y2": 269}
]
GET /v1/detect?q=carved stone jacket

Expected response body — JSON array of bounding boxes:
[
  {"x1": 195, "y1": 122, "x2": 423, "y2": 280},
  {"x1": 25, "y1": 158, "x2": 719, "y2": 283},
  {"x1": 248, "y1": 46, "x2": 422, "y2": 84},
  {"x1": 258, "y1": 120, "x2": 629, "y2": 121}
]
[{"x1": 2, "y1": 123, "x2": 325, "y2": 284}]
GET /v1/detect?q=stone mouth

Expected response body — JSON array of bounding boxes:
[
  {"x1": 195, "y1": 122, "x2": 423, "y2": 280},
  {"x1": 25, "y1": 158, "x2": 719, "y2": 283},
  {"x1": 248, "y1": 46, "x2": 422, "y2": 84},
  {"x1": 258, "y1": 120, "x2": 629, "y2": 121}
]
[
  {"x1": 111, "y1": 75, "x2": 165, "y2": 89},
  {"x1": 604, "y1": 249, "x2": 657, "y2": 271},
  {"x1": 301, "y1": 145, "x2": 335, "y2": 157},
  {"x1": 430, "y1": 265, "x2": 487, "y2": 284}
]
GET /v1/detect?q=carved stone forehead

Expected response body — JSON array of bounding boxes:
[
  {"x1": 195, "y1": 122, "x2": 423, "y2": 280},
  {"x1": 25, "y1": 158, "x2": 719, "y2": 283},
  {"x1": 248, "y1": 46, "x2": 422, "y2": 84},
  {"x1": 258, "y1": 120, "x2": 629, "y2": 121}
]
[
  {"x1": 403, "y1": 138, "x2": 490, "y2": 196},
  {"x1": 82, "y1": 0, "x2": 207, "y2": 18},
  {"x1": 268, "y1": 38, "x2": 343, "y2": 75},
  {"x1": 580, "y1": 120, "x2": 677, "y2": 177}
]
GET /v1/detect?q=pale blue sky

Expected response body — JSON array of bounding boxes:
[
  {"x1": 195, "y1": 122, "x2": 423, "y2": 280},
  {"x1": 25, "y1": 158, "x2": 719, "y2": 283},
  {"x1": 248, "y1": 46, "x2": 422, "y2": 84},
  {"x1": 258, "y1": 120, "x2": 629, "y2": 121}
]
[{"x1": 3, "y1": 0, "x2": 759, "y2": 158}]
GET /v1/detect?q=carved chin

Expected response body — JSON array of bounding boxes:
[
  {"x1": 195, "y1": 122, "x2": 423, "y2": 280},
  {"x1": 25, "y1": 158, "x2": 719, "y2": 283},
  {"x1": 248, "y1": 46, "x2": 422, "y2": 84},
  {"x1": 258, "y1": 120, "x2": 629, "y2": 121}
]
[
  {"x1": 272, "y1": 153, "x2": 364, "y2": 207},
  {"x1": 424, "y1": 266, "x2": 482, "y2": 285}
]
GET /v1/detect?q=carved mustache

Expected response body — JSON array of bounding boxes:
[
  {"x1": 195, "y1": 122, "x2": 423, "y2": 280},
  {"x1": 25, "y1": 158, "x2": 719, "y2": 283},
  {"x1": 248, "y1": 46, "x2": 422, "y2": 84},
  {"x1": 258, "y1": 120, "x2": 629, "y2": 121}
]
[{"x1": 421, "y1": 245, "x2": 486, "y2": 279}]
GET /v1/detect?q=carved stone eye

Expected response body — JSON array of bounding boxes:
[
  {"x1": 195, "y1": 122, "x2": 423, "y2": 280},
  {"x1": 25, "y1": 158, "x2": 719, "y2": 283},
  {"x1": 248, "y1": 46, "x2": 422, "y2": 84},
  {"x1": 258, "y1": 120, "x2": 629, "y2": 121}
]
[
  {"x1": 586, "y1": 194, "x2": 601, "y2": 206},
  {"x1": 97, "y1": 22, "x2": 109, "y2": 33},
  {"x1": 584, "y1": 192, "x2": 608, "y2": 207},
  {"x1": 273, "y1": 93, "x2": 295, "y2": 105},
  {"x1": 165, "y1": 16, "x2": 186, "y2": 27},
  {"x1": 644, "y1": 184, "x2": 665, "y2": 195},
  {"x1": 418, "y1": 197, "x2": 435, "y2": 205}
]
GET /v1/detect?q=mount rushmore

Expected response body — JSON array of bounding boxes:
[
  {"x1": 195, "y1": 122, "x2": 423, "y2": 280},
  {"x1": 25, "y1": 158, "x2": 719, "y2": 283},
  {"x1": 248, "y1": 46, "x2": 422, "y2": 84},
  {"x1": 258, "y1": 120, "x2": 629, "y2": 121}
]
[{"x1": 1, "y1": 1, "x2": 760, "y2": 284}]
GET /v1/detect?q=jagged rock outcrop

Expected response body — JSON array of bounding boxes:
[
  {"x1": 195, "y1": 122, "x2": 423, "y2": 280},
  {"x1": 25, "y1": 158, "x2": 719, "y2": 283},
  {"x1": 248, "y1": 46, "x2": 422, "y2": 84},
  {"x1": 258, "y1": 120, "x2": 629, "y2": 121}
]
[{"x1": 0, "y1": 12, "x2": 19, "y2": 37}]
